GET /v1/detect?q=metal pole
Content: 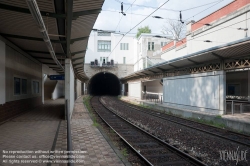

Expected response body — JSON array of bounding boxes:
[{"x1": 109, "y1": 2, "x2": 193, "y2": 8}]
[
  {"x1": 66, "y1": 100, "x2": 74, "y2": 166},
  {"x1": 231, "y1": 100, "x2": 234, "y2": 115},
  {"x1": 240, "y1": 103, "x2": 243, "y2": 113}
]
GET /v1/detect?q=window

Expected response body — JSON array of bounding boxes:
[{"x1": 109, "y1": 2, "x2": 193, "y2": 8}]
[
  {"x1": 100, "y1": 57, "x2": 102, "y2": 63},
  {"x1": 161, "y1": 42, "x2": 167, "y2": 47},
  {"x1": 98, "y1": 32, "x2": 111, "y2": 36},
  {"x1": 33, "y1": 81, "x2": 39, "y2": 94},
  {"x1": 98, "y1": 40, "x2": 111, "y2": 52},
  {"x1": 21, "y1": 79, "x2": 27, "y2": 94},
  {"x1": 123, "y1": 57, "x2": 126, "y2": 64},
  {"x1": 106, "y1": 57, "x2": 109, "y2": 62},
  {"x1": 14, "y1": 77, "x2": 21, "y2": 95},
  {"x1": 148, "y1": 42, "x2": 154, "y2": 50},
  {"x1": 120, "y1": 43, "x2": 129, "y2": 50}
]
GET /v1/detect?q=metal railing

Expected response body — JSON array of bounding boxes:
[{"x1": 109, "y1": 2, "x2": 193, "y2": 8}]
[
  {"x1": 90, "y1": 62, "x2": 118, "y2": 68},
  {"x1": 142, "y1": 92, "x2": 163, "y2": 104},
  {"x1": 65, "y1": 100, "x2": 74, "y2": 166},
  {"x1": 226, "y1": 100, "x2": 250, "y2": 115},
  {"x1": 123, "y1": 92, "x2": 128, "y2": 96}
]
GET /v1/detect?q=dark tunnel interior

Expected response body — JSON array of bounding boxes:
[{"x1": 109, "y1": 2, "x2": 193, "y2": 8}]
[{"x1": 88, "y1": 72, "x2": 120, "y2": 96}]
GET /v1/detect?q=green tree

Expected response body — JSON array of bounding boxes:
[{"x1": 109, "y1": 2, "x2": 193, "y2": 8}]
[{"x1": 136, "y1": 26, "x2": 151, "y2": 38}]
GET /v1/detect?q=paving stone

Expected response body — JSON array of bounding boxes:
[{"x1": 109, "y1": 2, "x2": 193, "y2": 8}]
[
  {"x1": 68, "y1": 97, "x2": 125, "y2": 166},
  {"x1": 0, "y1": 99, "x2": 64, "y2": 166}
]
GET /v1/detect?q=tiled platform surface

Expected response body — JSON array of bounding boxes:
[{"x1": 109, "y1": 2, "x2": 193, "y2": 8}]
[
  {"x1": 69, "y1": 97, "x2": 124, "y2": 166},
  {"x1": 121, "y1": 96, "x2": 250, "y2": 134},
  {"x1": 0, "y1": 97, "x2": 124, "y2": 166},
  {"x1": 0, "y1": 99, "x2": 64, "y2": 166}
]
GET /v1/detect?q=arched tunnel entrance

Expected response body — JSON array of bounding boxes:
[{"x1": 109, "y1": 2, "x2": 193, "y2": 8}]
[{"x1": 88, "y1": 72, "x2": 121, "y2": 96}]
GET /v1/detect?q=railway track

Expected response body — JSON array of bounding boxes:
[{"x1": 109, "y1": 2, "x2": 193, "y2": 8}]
[
  {"x1": 91, "y1": 96, "x2": 206, "y2": 166},
  {"x1": 100, "y1": 96, "x2": 250, "y2": 165},
  {"x1": 109, "y1": 96, "x2": 250, "y2": 147}
]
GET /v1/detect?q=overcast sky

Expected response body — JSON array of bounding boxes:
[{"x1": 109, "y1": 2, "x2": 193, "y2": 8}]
[{"x1": 93, "y1": 0, "x2": 234, "y2": 35}]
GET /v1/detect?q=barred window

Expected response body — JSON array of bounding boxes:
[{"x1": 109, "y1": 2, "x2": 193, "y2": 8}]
[
  {"x1": 120, "y1": 43, "x2": 129, "y2": 50},
  {"x1": 98, "y1": 40, "x2": 111, "y2": 52},
  {"x1": 97, "y1": 32, "x2": 111, "y2": 36},
  {"x1": 33, "y1": 81, "x2": 39, "y2": 94},
  {"x1": 148, "y1": 42, "x2": 151, "y2": 50},
  {"x1": 14, "y1": 77, "x2": 21, "y2": 95},
  {"x1": 22, "y1": 79, "x2": 27, "y2": 94},
  {"x1": 161, "y1": 42, "x2": 167, "y2": 47}
]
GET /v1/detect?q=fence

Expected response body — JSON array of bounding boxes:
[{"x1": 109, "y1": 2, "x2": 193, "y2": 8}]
[
  {"x1": 142, "y1": 92, "x2": 163, "y2": 104},
  {"x1": 226, "y1": 100, "x2": 250, "y2": 115}
]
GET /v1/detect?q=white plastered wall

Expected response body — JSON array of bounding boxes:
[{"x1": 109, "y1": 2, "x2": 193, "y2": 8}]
[
  {"x1": 163, "y1": 71, "x2": 226, "y2": 114},
  {"x1": 5, "y1": 45, "x2": 42, "y2": 102},
  {"x1": 42, "y1": 64, "x2": 63, "y2": 103},
  {"x1": 65, "y1": 59, "x2": 75, "y2": 118},
  {"x1": 128, "y1": 81, "x2": 142, "y2": 99},
  {"x1": 76, "y1": 79, "x2": 82, "y2": 99},
  {"x1": 143, "y1": 80, "x2": 163, "y2": 94},
  {"x1": 161, "y1": 5, "x2": 250, "y2": 61},
  {"x1": 52, "y1": 81, "x2": 64, "y2": 100}
]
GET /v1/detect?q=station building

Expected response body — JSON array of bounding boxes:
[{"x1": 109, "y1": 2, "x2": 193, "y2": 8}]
[
  {"x1": 122, "y1": 0, "x2": 250, "y2": 115},
  {"x1": 84, "y1": 31, "x2": 169, "y2": 95},
  {"x1": 0, "y1": 0, "x2": 102, "y2": 122}
]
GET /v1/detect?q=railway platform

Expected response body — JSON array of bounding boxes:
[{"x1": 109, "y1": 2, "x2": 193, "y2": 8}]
[
  {"x1": 121, "y1": 96, "x2": 250, "y2": 134},
  {"x1": 0, "y1": 98, "x2": 125, "y2": 166}
]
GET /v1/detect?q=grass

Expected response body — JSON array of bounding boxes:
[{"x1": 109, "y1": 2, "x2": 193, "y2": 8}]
[
  {"x1": 216, "y1": 115, "x2": 222, "y2": 118},
  {"x1": 120, "y1": 97, "x2": 228, "y2": 129},
  {"x1": 83, "y1": 96, "x2": 92, "y2": 112},
  {"x1": 188, "y1": 117, "x2": 226, "y2": 129},
  {"x1": 92, "y1": 118, "x2": 99, "y2": 127},
  {"x1": 83, "y1": 96, "x2": 100, "y2": 127},
  {"x1": 121, "y1": 148, "x2": 128, "y2": 157}
]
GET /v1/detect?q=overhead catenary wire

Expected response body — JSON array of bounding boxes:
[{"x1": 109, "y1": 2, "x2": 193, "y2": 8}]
[
  {"x1": 184, "y1": 0, "x2": 225, "y2": 22},
  {"x1": 102, "y1": 9, "x2": 180, "y2": 21},
  {"x1": 108, "y1": 0, "x2": 171, "y2": 58},
  {"x1": 115, "y1": 0, "x2": 137, "y2": 32},
  {"x1": 104, "y1": 0, "x2": 226, "y2": 24},
  {"x1": 114, "y1": 0, "x2": 223, "y2": 12},
  {"x1": 125, "y1": 17, "x2": 249, "y2": 63},
  {"x1": 157, "y1": 17, "x2": 250, "y2": 48}
]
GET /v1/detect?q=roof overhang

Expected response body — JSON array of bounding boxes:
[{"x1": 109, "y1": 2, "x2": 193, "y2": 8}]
[
  {"x1": 0, "y1": 0, "x2": 104, "y2": 81},
  {"x1": 121, "y1": 37, "x2": 250, "y2": 81}
]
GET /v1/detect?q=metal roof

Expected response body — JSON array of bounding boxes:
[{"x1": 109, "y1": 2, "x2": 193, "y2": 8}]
[
  {"x1": 0, "y1": 0, "x2": 104, "y2": 81},
  {"x1": 121, "y1": 37, "x2": 250, "y2": 80}
]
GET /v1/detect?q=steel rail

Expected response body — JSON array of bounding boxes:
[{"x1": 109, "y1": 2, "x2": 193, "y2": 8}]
[
  {"x1": 92, "y1": 96, "x2": 206, "y2": 166},
  {"x1": 115, "y1": 98, "x2": 250, "y2": 147}
]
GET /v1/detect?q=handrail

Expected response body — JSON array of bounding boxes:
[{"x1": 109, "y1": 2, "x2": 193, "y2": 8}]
[
  {"x1": 65, "y1": 100, "x2": 74, "y2": 166},
  {"x1": 226, "y1": 100, "x2": 250, "y2": 115},
  {"x1": 226, "y1": 100, "x2": 250, "y2": 103}
]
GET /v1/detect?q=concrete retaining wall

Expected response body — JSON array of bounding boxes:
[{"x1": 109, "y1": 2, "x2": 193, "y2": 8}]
[{"x1": 163, "y1": 71, "x2": 226, "y2": 114}]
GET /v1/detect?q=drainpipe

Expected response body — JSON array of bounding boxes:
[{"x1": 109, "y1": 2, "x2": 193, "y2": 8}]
[{"x1": 26, "y1": 0, "x2": 64, "y2": 71}]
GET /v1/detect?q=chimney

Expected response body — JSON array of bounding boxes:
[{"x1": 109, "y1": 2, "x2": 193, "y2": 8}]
[{"x1": 186, "y1": 20, "x2": 195, "y2": 36}]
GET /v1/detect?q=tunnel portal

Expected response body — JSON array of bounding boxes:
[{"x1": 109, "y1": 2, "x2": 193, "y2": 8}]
[{"x1": 88, "y1": 72, "x2": 120, "y2": 96}]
